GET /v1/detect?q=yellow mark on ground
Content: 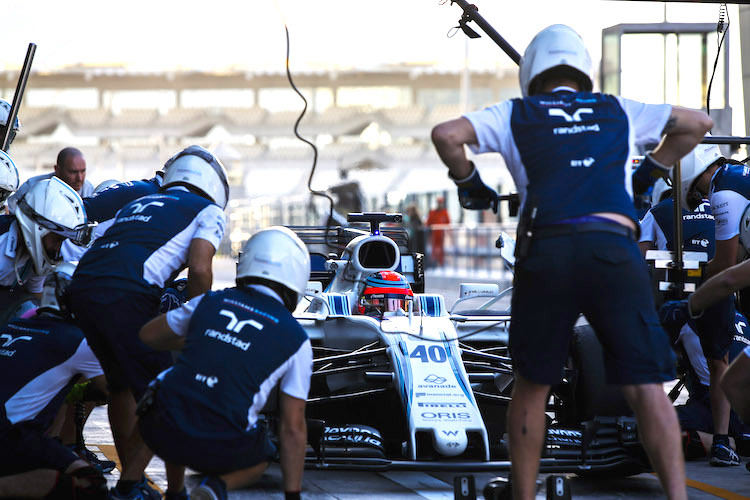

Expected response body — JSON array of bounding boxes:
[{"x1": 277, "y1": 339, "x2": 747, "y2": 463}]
[
  {"x1": 651, "y1": 473, "x2": 750, "y2": 499},
  {"x1": 94, "y1": 444, "x2": 164, "y2": 494}
]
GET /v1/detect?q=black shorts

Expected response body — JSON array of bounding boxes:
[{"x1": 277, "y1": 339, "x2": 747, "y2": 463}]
[
  {"x1": 677, "y1": 393, "x2": 750, "y2": 438},
  {"x1": 0, "y1": 422, "x2": 79, "y2": 475},
  {"x1": 510, "y1": 231, "x2": 676, "y2": 386},
  {"x1": 691, "y1": 296, "x2": 735, "y2": 361},
  {"x1": 139, "y1": 398, "x2": 276, "y2": 475},
  {"x1": 69, "y1": 289, "x2": 171, "y2": 400}
]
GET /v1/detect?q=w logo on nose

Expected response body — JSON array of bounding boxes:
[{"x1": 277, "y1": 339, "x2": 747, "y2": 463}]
[
  {"x1": 548, "y1": 108, "x2": 593, "y2": 122},
  {"x1": 130, "y1": 201, "x2": 164, "y2": 214}
]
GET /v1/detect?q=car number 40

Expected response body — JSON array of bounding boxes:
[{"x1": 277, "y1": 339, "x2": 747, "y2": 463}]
[{"x1": 410, "y1": 345, "x2": 447, "y2": 363}]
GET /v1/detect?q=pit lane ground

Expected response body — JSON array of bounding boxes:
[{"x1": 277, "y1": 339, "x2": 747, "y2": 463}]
[{"x1": 82, "y1": 260, "x2": 750, "y2": 498}]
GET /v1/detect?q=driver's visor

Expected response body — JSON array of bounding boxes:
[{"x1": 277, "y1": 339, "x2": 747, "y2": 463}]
[{"x1": 17, "y1": 198, "x2": 97, "y2": 247}]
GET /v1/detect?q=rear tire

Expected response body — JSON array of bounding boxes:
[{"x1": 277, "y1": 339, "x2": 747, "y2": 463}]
[{"x1": 568, "y1": 325, "x2": 632, "y2": 422}]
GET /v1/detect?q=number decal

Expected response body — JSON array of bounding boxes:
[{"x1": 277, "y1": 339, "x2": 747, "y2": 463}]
[{"x1": 410, "y1": 345, "x2": 447, "y2": 363}]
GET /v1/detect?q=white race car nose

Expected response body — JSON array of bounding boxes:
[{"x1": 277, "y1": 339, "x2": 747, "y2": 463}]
[{"x1": 433, "y1": 427, "x2": 468, "y2": 457}]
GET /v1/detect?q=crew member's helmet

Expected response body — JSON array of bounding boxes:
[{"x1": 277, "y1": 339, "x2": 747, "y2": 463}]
[
  {"x1": 38, "y1": 261, "x2": 76, "y2": 317},
  {"x1": 236, "y1": 226, "x2": 311, "y2": 311},
  {"x1": 161, "y1": 145, "x2": 229, "y2": 208},
  {"x1": 519, "y1": 24, "x2": 593, "y2": 97},
  {"x1": 651, "y1": 178, "x2": 671, "y2": 206},
  {"x1": 0, "y1": 150, "x2": 19, "y2": 204},
  {"x1": 92, "y1": 179, "x2": 121, "y2": 196},
  {"x1": 0, "y1": 99, "x2": 21, "y2": 146},
  {"x1": 679, "y1": 143, "x2": 723, "y2": 210},
  {"x1": 359, "y1": 270, "x2": 414, "y2": 315},
  {"x1": 13, "y1": 177, "x2": 89, "y2": 275}
]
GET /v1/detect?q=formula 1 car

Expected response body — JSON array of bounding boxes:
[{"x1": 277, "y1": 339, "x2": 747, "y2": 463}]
[{"x1": 283, "y1": 213, "x2": 648, "y2": 474}]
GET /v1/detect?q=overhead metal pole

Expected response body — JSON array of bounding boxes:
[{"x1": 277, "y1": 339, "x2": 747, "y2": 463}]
[
  {"x1": 2, "y1": 43, "x2": 36, "y2": 152},
  {"x1": 450, "y1": 0, "x2": 521, "y2": 66}
]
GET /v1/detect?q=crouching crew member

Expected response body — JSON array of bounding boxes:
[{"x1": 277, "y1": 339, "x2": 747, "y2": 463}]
[
  {"x1": 0, "y1": 177, "x2": 91, "y2": 323},
  {"x1": 137, "y1": 227, "x2": 312, "y2": 500},
  {"x1": 68, "y1": 145, "x2": 229, "y2": 500},
  {"x1": 0, "y1": 262, "x2": 107, "y2": 499}
]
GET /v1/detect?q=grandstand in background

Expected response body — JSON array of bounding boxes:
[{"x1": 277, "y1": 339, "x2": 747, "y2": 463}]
[{"x1": 3, "y1": 67, "x2": 520, "y2": 253}]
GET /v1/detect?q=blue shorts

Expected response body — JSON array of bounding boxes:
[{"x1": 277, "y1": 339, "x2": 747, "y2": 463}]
[
  {"x1": 139, "y1": 398, "x2": 276, "y2": 474},
  {"x1": 510, "y1": 231, "x2": 676, "y2": 386},
  {"x1": 690, "y1": 297, "x2": 735, "y2": 360},
  {"x1": 69, "y1": 289, "x2": 171, "y2": 400},
  {"x1": 0, "y1": 422, "x2": 79, "y2": 475}
]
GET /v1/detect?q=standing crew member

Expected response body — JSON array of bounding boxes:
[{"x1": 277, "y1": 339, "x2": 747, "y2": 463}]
[
  {"x1": 426, "y1": 197, "x2": 450, "y2": 267},
  {"x1": 431, "y1": 24, "x2": 712, "y2": 499},
  {"x1": 68, "y1": 145, "x2": 229, "y2": 500},
  {"x1": 137, "y1": 227, "x2": 312, "y2": 500}
]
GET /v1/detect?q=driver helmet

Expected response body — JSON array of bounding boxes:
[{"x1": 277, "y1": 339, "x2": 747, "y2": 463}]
[
  {"x1": 13, "y1": 177, "x2": 89, "y2": 276},
  {"x1": 0, "y1": 150, "x2": 19, "y2": 205},
  {"x1": 0, "y1": 99, "x2": 21, "y2": 146},
  {"x1": 38, "y1": 261, "x2": 76, "y2": 318},
  {"x1": 359, "y1": 271, "x2": 414, "y2": 316},
  {"x1": 161, "y1": 145, "x2": 229, "y2": 208}
]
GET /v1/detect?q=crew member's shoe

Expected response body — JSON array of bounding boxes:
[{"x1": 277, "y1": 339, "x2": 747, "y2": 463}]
[
  {"x1": 108, "y1": 476, "x2": 161, "y2": 499},
  {"x1": 68, "y1": 444, "x2": 117, "y2": 473},
  {"x1": 191, "y1": 476, "x2": 227, "y2": 500},
  {"x1": 709, "y1": 442, "x2": 740, "y2": 466}
]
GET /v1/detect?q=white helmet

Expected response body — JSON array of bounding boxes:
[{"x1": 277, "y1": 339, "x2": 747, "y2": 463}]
[
  {"x1": 519, "y1": 24, "x2": 593, "y2": 97},
  {"x1": 38, "y1": 261, "x2": 77, "y2": 316},
  {"x1": 679, "y1": 142, "x2": 723, "y2": 210},
  {"x1": 0, "y1": 150, "x2": 19, "y2": 204},
  {"x1": 161, "y1": 145, "x2": 229, "y2": 208},
  {"x1": 0, "y1": 99, "x2": 21, "y2": 145},
  {"x1": 14, "y1": 177, "x2": 90, "y2": 276},
  {"x1": 236, "y1": 226, "x2": 311, "y2": 310},
  {"x1": 93, "y1": 179, "x2": 121, "y2": 196},
  {"x1": 651, "y1": 178, "x2": 671, "y2": 206}
]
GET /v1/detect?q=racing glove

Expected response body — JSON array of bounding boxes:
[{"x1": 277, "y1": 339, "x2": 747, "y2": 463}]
[
  {"x1": 159, "y1": 278, "x2": 188, "y2": 313},
  {"x1": 632, "y1": 152, "x2": 671, "y2": 196},
  {"x1": 658, "y1": 297, "x2": 703, "y2": 341},
  {"x1": 450, "y1": 162, "x2": 499, "y2": 212}
]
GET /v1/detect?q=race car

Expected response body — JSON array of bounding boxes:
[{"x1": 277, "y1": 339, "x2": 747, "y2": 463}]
[{"x1": 281, "y1": 212, "x2": 648, "y2": 474}]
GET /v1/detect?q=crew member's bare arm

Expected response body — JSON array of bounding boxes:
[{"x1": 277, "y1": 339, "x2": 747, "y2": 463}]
[
  {"x1": 431, "y1": 118, "x2": 478, "y2": 180},
  {"x1": 279, "y1": 392, "x2": 307, "y2": 495},
  {"x1": 706, "y1": 236, "x2": 740, "y2": 279},
  {"x1": 649, "y1": 107, "x2": 713, "y2": 166},
  {"x1": 186, "y1": 238, "x2": 215, "y2": 299},
  {"x1": 139, "y1": 314, "x2": 185, "y2": 351}
]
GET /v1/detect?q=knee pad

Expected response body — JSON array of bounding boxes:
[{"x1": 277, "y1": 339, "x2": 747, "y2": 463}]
[{"x1": 46, "y1": 466, "x2": 107, "y2": 500}]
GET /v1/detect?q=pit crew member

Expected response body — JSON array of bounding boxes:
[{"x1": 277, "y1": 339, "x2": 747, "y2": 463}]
[
  {"x1": 137, "y1": 227, "x2": 311, "y2": 500},
  {"x1": 0, "y1": 262, "x2": 107, "y2": 499},
  {"x1": 0, "y1": 149, "x2": 19, "y2": 211},
  {"x1": 0, "y1": 98, "x2": 21, "y2": 150},
  {"x1": 61, "y1": 170, "x2": 166, "y2": 262},
  {"x1": 68, "y1": 145, "x2": 228, "y2": 500},
  {"x1": 431, "y1": 24, "x2": 712, "y2": 499},
  {"x1": 0, "y1": 177, "x2": 91, "y2": 324}
]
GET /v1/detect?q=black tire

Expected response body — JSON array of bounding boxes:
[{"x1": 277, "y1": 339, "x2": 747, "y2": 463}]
[{"x1": 569, "y1": 325, "x2": 632, "y2": 422}]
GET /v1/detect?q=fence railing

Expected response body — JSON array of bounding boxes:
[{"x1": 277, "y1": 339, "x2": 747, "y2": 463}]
[{"x1": 409, "y1": 222, "x2": 517, "y2": 277}]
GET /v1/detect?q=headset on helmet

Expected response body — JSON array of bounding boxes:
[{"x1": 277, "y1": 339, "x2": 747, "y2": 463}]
[
  {"x1": 38, "y1": 261, "x2": 77, "y2": 317},
  {"x1": 92, "y1": 179, "x2": 121, "y2": 196},
  {"x1": 13, "y1": 177, "x2": 92, "y2": 276},
  {"x1": 236, "y1": 226, "x2": 311, "y2": 311},
  {"x1": 679, "y1": 142, "x2": 723, "y2": 211},
  {"x1": 161, "y1": 145, "x2": 230, "y2": 208},
  {"x1": 519, "y1": 24, "x2": 593, "y2": 97},
  {"x1": 359, "y1": 270, "x2": 414, "y2": 316},
  {"x1": 0, "y1": 150, "x2": 19, "y2": 204},
  {"x1": 0, "y1": 99, "x2": 21, "y2": 146}
]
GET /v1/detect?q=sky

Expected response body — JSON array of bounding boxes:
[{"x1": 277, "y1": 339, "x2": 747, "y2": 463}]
[{"x1": 2, "y1": 0, "x2": 739, "y2": 73}]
